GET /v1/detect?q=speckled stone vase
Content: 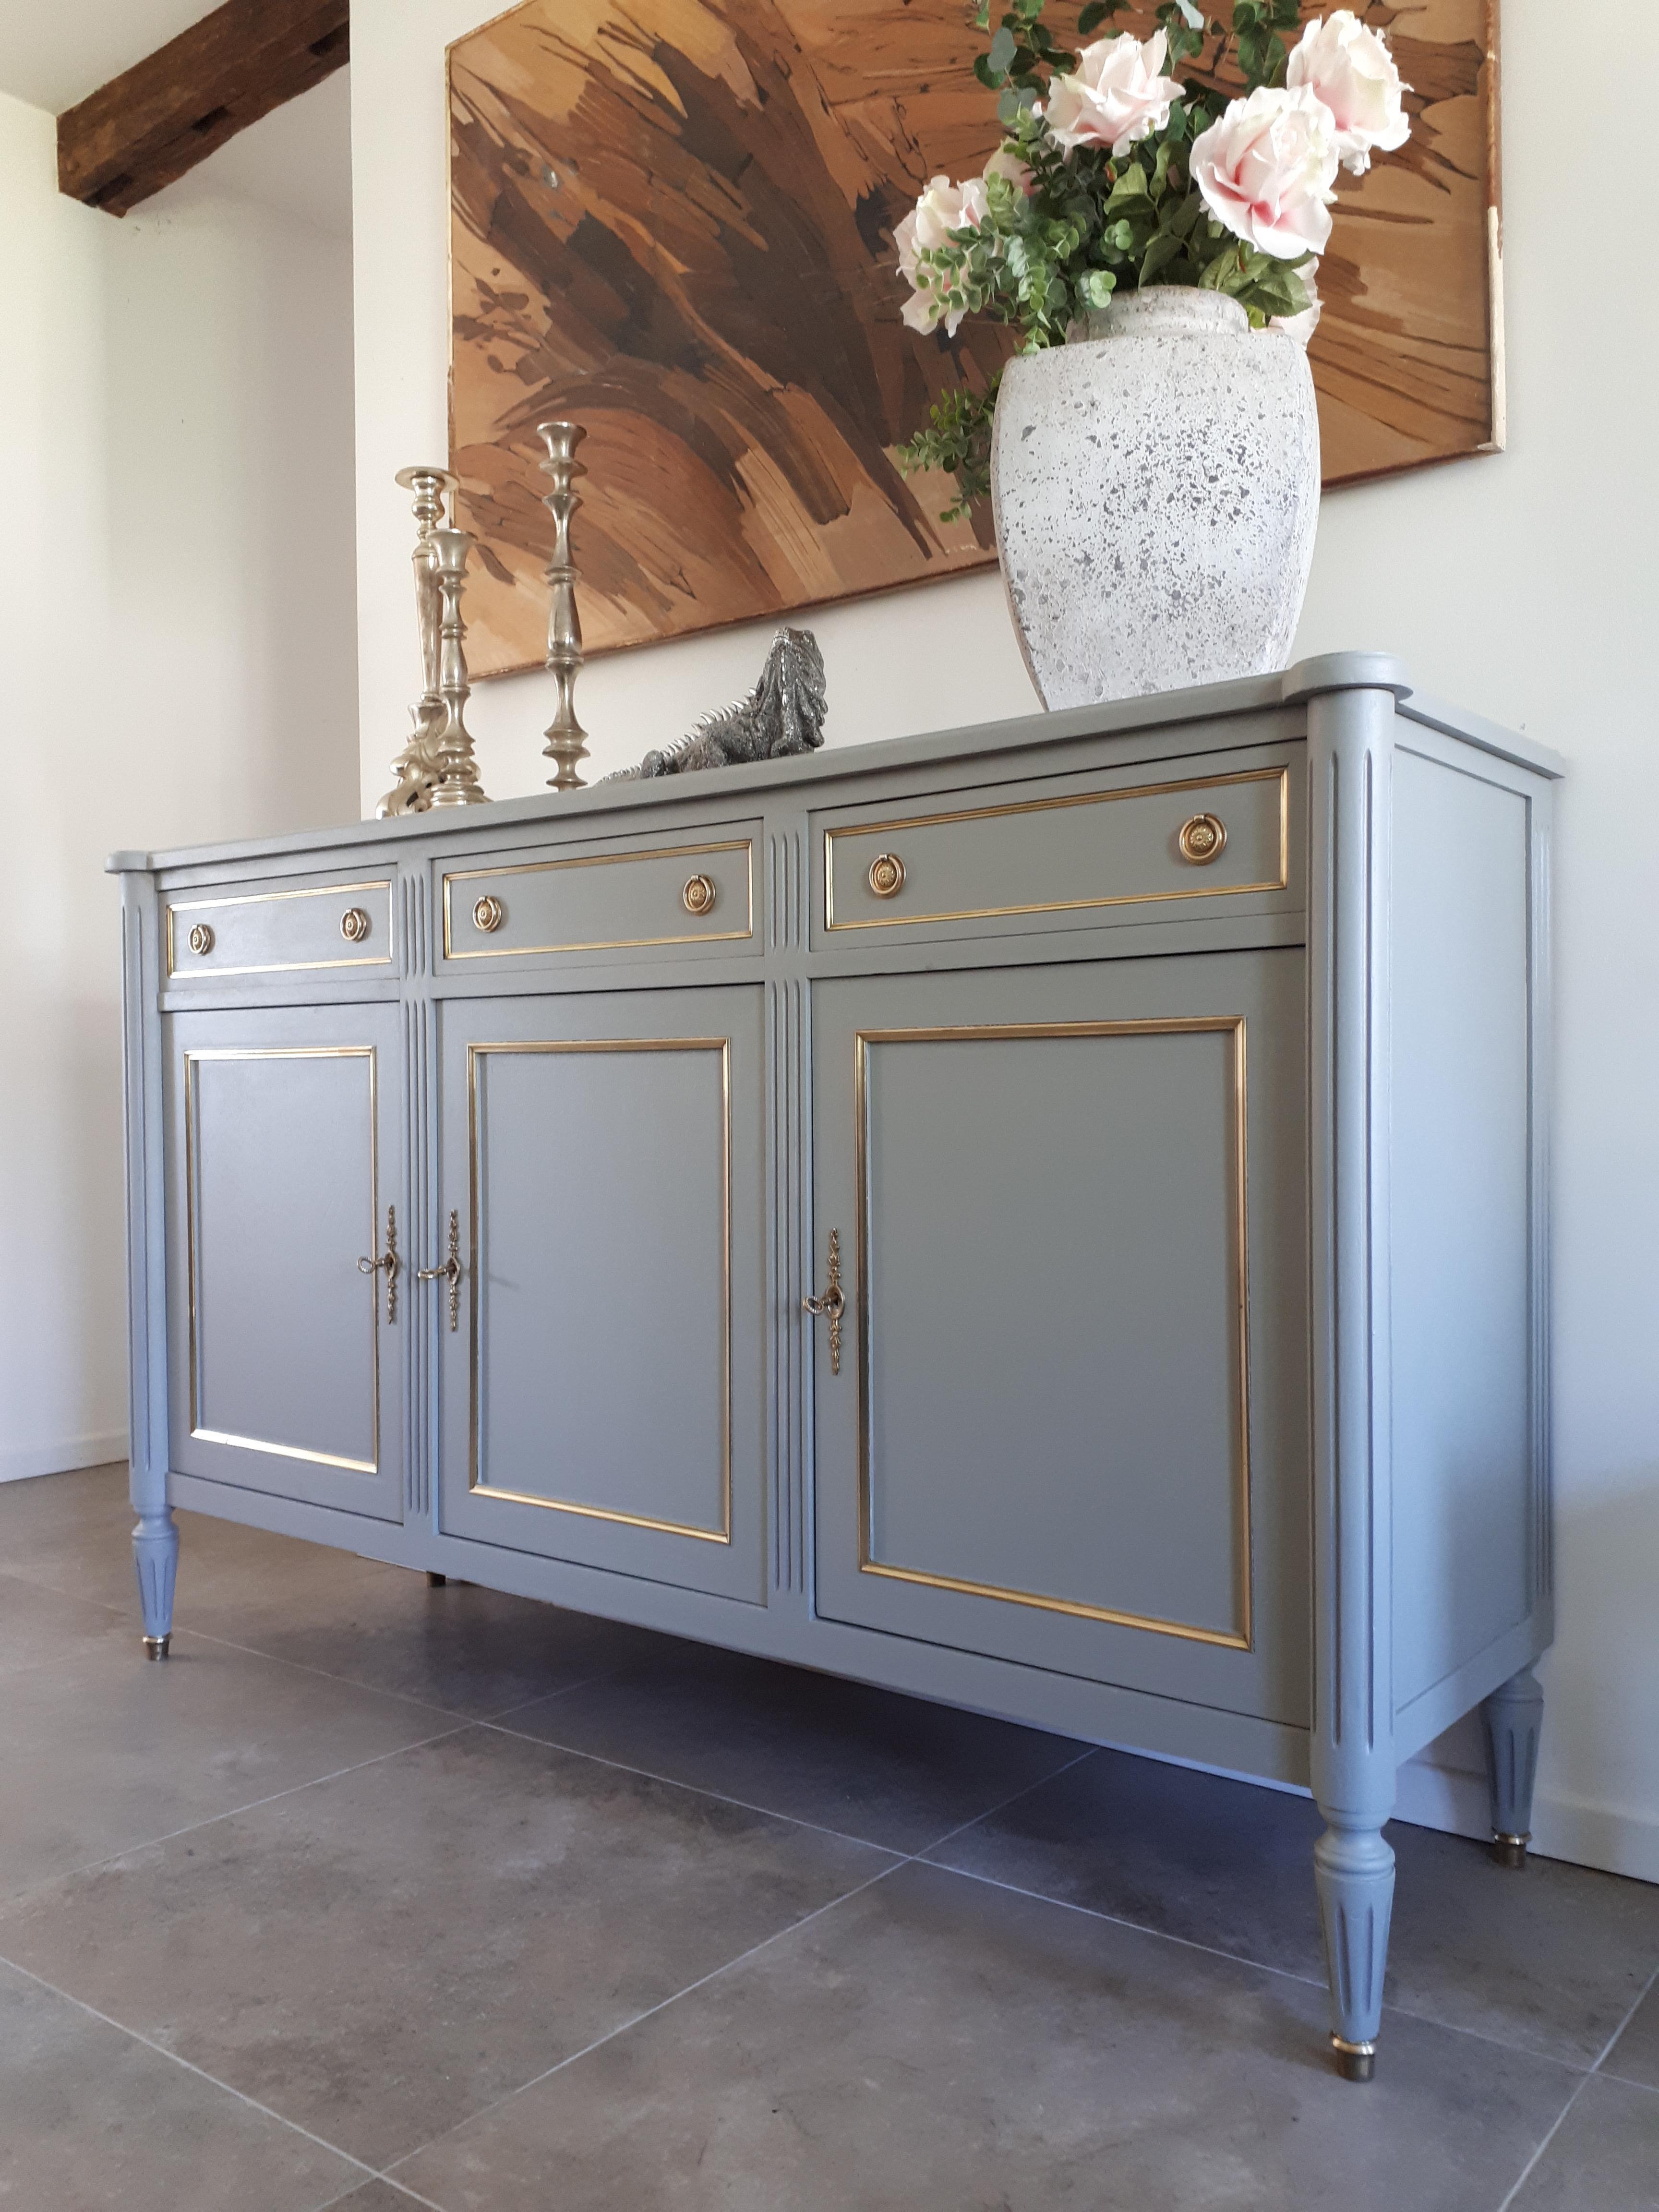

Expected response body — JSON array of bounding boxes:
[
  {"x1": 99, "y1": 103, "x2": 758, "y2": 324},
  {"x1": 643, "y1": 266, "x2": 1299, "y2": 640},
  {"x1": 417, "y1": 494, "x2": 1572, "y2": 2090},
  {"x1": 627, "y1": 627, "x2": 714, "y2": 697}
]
[{"x1": 989, "y1": 288, "x2": 1320, "y2": 708}]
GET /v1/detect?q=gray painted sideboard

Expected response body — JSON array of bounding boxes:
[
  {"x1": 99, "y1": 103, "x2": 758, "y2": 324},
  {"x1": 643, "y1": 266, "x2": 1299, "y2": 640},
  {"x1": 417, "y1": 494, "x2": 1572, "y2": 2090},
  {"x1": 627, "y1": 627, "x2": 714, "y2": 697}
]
[{"x1": 111, "y1": 652, "x2": 1561, "y2": 2080}]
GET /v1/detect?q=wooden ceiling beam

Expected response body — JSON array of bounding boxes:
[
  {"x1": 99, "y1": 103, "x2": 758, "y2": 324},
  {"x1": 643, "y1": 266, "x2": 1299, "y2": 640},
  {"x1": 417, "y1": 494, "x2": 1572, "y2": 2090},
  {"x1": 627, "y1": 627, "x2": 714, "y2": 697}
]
[{"x1": 58, "y1": 0, "x2": 349, "y2": 217}]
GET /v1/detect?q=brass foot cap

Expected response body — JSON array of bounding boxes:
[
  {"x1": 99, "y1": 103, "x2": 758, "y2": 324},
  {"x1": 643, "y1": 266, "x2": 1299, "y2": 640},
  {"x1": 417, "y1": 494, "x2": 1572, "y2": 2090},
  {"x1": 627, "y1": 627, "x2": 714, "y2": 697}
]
[
  {"x1": 1492, "y1": 1832, "x2": 1530, "y2": 1871},
  {"x1": 1332, "y1": 2036, "x2": 1375, "y2": 2083},
  {"x1": 143, "y1": 1635, "x2": 171, "y2": 1661}
]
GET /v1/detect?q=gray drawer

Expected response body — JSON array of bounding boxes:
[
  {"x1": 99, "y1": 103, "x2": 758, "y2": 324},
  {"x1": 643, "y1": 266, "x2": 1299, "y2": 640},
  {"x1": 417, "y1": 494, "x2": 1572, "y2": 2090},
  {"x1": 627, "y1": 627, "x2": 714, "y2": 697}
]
[
  {"x1": 823, "y1": 764, "x2": 1291, "y2": 936},
  {"x1": 442, "y1": 835, "x2": 755, "y2": 961},
  {"x1": 166, "y1": 877, "x2": 393, "y2": 980}
]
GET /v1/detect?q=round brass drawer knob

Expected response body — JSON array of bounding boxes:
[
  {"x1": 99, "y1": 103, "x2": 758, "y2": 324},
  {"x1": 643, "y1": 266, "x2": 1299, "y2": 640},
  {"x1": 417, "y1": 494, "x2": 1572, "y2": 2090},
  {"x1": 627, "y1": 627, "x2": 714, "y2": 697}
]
[
  {"x1": 340, "y1": 907, "x2": 372, "y2": 944},
  {"x1": 867, "y1": 852, "x2": 905, "y2": 899},
  {"x1": 682, "y1": 874, "x2": 717, "y2": 917},
  {"x1": 472, "y1": 895, "x2": 505, "y2": 934},
  {"x1": 187, "y1": 922, "x2": 215, "y2": 957},
  {"x1": 1177, "y1": 813, "x2": 1227, "y2": 866}
]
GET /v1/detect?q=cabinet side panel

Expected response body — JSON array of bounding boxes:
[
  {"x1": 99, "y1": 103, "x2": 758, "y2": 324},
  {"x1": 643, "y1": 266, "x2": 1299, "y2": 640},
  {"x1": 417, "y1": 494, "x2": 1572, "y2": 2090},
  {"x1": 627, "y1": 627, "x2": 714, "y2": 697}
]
[{"x1": 1391, "y1": 748, "x2": 1531, "y2": 1710}]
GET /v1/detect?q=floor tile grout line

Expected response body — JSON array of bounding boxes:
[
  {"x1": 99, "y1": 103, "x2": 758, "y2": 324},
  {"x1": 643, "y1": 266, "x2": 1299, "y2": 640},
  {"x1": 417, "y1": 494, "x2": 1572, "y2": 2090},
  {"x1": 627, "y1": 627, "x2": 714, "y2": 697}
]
[
  {"x1": 1372, "y1": 1993, "x2": 1595, "y2": 2074},
  {"x1": 379, "y1": 1751, "x2": 1104, "y2": 2183},
  {"x1": 477, "y1": 1713, "x2": 918, "y2": 1857},
  {"x1": 1593, "y1": 2066, "x2": 1659, "y2": 2098},
  {"x1": 0, "y1": 1562, "x2": 135, "y2": 1623},
  {"x1": 926, "y1": 1858, "x2": 1331, "y2": 1994},
  {"x1": 382, "y1": 1857, "x2": 912, "y2": 2183},
  {"x1": 313, "y1": 2172, "x2": 449, "y2": 2212},
  {"x1": 1588, "y1": 1955, "x2": 1659, "y2": 2073},
  {"x1": 908, "y1": 1745, "x2": 1101, "y2": 1862},
  {"x1": 153, "y1": 1623, "x2": 475, "y2": 1722},
  {"x1": 0, "y1": 1721, "x2": 478, "y2": 1911},
  {"x1": 924, "y1": 1853, "x2": 1619, "y2": 2077},
  {"x1": 9, "y1": 1505, "x2": 1647, "y2": 2175},
  {"x1": 1493, "y1": 2070, "x2": 1593, "y2": 2212},
  {"x1": 0, "y1": 1952, "x2": 382, "y2": 2186},
  {"x1": 1487, "y1": 1946, "x2": 1659, "y2": 2212},
  {"x1": 174, "y1": 1621, "x2": 636, "y2": 1733},
  {"x1": 0, "y1": 1553, "x2": 649, "y2": 1737},
  {"x1": 474, "y1": 1667, "x2": 633, "y2": 1726}
]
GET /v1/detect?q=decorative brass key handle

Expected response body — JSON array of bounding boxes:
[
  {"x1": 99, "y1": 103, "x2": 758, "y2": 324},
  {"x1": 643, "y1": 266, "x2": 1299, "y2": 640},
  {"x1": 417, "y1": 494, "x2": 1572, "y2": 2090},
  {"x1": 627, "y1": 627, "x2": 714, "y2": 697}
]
[
  {"x1": 803, "y1": 1228, "x2": 845, "y2": 1374},
  {"x1": 418, "y1": 1209, "x2": 464, "y2": 1331},
  {"x1": 357, "y1": 1205, "x2": 400, "y2": 1322}
]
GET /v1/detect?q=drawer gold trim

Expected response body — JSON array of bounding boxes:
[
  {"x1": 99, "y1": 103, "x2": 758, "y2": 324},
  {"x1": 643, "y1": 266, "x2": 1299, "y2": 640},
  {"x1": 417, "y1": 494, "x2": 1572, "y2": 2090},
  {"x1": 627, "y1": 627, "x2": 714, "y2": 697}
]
[
  {"x1": 442, "y1": 841, "x2": 754, "y2": 958},
  {"x1": 166, "y1": 881, "x2": 393, "y2": 978},
  {"x1": 183, "y1": 1047, "x2": 382, "y2": 1475},
  {"x1": 824, "y1": 767, "x2": 1288, "y2": 930},
  {"x1": 853, "y1": 1018, "x2": 1253, "y2": 1650},
  {"x1": 465, "y1": 1038, "x2": 733, "y2": 1544}
]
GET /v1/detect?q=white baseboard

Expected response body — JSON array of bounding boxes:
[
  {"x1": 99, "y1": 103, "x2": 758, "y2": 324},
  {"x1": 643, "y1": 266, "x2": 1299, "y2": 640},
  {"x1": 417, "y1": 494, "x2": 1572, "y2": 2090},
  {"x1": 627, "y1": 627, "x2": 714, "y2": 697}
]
[
  {"x1": 0, "y1": 1432, "x2": 127, "y2": 1485},
  {"x1": 1395, "y1": 1756, "x2": 1659, "y2": 1886}
]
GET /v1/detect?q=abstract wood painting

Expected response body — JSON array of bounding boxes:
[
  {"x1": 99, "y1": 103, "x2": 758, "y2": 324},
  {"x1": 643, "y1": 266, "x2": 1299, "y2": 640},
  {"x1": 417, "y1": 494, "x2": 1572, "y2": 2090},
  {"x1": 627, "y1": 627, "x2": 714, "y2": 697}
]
[{"x1": 449, "y1": 0, "x2": 1500, "y2": 676}]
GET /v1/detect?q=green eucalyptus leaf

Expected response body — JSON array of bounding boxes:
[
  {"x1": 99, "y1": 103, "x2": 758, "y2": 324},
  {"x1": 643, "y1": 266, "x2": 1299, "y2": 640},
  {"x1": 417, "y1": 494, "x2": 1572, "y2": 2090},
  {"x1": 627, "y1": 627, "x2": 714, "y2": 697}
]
[
  {"x1": 988, "y1": 24, "x2": 1018, "y2": 72},
  {"x1": 1104, "y1": 164, "x2": 1151, "y2": 212},
  {"x1": 1140, "y1": 230, "x2": 1182, "y2": 284},
  {"x1": 1166, "y1": 190, "x2": 1203, "y2": 239}
]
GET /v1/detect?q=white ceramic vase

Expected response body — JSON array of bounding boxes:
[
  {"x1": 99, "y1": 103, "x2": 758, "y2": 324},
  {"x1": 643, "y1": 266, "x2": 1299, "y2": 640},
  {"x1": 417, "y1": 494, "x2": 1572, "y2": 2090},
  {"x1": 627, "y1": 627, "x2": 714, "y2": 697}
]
[{"x1": 989, "y1": 287, "x2": 1320, "y2": 708}]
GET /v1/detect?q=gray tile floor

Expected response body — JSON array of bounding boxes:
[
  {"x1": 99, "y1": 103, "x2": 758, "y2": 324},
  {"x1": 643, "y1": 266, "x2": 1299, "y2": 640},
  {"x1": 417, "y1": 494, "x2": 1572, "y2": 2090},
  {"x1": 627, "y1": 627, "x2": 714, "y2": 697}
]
[{"x1": 2, "y1": 1468, "x2": 1656, "y2": 2212}]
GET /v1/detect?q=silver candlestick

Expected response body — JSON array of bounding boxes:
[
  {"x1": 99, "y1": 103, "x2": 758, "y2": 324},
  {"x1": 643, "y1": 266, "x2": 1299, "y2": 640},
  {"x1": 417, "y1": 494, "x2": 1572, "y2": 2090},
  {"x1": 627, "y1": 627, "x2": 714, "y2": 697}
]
[
  {"x1": 427, "y1": 527, "x2": 490, "y2": 808},
  {"x1": 535, "y1": 419, "x2": 589, "y2": 790},
  {"x1": 378, "y1": 463, "x2": 458, "y2": 817}
]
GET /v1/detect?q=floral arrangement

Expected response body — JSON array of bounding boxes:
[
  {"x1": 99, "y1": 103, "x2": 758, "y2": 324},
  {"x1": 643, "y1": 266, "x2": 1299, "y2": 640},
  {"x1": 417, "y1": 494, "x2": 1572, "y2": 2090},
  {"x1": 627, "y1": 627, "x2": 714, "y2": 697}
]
[{"x1": 897, "y1": 1, "x2": 1411, "y2": 515}]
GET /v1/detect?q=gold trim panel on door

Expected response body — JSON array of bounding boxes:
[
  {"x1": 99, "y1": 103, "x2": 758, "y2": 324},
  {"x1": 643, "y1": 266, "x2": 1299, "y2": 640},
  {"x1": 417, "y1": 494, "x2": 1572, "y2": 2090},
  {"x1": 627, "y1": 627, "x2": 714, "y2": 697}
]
[
  {"x1": 442, "y1": 841, "x2": 755, "y2": 959},
  {"x1": 167, "y1": 881, "x2": 393, "y2": 979},
  {"x1": 824, "y1": 768, "x2": 1289, "y2": 933},
  {"x1": 852, "y1": 1017, "x2": 1253, "y2": 1650},
  {"x1": 465, "y1": 1038, "x2": 733, "y2": 1542},
  {"x1": 183, "y1": 1046, "x2": 383, "y2": 1474}
]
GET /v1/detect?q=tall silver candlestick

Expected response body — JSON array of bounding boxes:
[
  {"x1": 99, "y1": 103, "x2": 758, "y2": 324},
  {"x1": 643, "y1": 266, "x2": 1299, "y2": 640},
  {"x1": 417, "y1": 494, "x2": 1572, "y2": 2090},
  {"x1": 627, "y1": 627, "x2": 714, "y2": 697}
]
[
  {"x1": 378, "y1": 463, "x2": 458, "y2": 817},
  {"x1": 427, "y1": 526, "x2": 490, "y2": 807},
  {"x1": 535, "y1": 419, "x2": 589, "y2": 790}
]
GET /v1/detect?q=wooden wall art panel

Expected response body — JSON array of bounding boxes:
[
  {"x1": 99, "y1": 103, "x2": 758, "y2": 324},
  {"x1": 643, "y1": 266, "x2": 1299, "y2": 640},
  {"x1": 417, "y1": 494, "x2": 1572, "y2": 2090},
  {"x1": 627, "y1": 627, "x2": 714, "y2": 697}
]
[{"x1": 448, "y1": 0, "x2": 1501, "y2": 676}]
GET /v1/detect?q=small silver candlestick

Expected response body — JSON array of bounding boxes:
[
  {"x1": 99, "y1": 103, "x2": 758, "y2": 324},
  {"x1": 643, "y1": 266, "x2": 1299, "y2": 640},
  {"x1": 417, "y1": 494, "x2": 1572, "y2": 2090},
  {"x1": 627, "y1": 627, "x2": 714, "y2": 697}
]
[
  {"x1": 378, "y1": 463, "x2": 459, "y2": 817},
  {"x1": 427, "y1": 527, "x2": 490, "y2": 808},
  {"x1": 535, "y1": 419, "x2": 589, "y2": 790}
]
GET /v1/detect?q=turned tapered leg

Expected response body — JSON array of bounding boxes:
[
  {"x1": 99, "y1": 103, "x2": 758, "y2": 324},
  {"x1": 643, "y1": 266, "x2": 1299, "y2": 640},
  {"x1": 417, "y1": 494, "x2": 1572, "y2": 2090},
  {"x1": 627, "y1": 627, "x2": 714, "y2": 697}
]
[
  {"x1": 1314, "y1": 1814, "x2": 1396, "y2": 2081},
  {"x1": 133, "y1": 1505, "x2": 179, "y2": 1659},
  {"x1": 1482, "y1": 1665, "x2": 1544, "y2": 1869}
]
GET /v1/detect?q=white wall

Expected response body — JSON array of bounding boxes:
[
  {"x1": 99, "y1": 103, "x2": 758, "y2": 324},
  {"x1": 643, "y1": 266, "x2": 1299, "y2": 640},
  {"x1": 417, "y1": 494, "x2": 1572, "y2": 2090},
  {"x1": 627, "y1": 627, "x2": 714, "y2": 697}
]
[
  {"x1": 350, "y1": 1, "x2": 1659, "y2": 1879},
  {"x1": 0, "y1": 89, "x2": 360, "y2": 1483}
]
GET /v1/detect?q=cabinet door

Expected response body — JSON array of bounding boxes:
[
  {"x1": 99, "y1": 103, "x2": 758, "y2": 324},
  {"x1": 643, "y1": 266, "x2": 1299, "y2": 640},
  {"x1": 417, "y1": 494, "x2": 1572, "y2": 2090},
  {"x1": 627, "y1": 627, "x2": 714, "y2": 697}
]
[
  {"x1": 436, "y1": 987, "x2": 766, "y2": 1604},
  {"x1": 166, "y1": 1005, "x2": 404, "y2": 1520},
  {"x1": 811, "y1": 952, "x2": 1308, "y2": 1724}
]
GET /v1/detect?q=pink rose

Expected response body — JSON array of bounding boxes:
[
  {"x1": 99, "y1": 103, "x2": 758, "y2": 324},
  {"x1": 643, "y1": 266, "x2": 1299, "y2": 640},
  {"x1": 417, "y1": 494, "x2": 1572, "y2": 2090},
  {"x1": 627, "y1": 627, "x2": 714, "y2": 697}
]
[
  {"x1": 894, "y1": 175, "x2": 989, "y2": 335},
  {"x1": 1286, "y1": 10, "x2": 1411, "y2": 176},
  {"x1": 1190, "y1": 85, "x2": 1339, "y2": 260},
  {"x1": 1042, "y1": 30, "x2": 1182, "y2": 158}
]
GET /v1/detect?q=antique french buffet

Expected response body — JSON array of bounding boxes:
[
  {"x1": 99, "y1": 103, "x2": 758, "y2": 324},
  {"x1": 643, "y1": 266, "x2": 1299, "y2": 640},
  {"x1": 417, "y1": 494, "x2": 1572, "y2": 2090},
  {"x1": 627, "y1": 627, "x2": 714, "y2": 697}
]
[{"x1": 112, "y1": 654, "x2": 1559, "y2": 2080}]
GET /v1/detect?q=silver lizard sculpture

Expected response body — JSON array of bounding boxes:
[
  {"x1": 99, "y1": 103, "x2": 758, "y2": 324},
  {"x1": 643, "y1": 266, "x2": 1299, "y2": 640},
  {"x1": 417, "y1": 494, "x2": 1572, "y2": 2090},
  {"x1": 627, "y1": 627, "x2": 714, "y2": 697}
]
[{"x1": 606, "y1": 627, "x2": 828, "y2": 780}]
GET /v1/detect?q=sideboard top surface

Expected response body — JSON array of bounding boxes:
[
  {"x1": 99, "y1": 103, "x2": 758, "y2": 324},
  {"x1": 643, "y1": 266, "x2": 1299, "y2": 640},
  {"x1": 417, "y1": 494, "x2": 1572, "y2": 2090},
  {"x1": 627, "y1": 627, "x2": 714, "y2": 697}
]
[{"x1": 107, "y1": 653, "x2": 1563, "y2": 879}]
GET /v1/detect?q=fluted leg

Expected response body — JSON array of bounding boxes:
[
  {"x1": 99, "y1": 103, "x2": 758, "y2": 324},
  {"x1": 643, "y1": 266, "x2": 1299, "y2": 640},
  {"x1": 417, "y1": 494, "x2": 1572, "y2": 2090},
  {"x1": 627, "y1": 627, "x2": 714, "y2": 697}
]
[
  {"x1": 1313, "y1": 1814, "x2": 1395, "y2": 2080},
  {"x1": 133, "y1": 1505, "x2": 178, "y2": 1659},
  {"x1": 1482, "y1": 1665, "x2": 1544, "y2": 1869}
]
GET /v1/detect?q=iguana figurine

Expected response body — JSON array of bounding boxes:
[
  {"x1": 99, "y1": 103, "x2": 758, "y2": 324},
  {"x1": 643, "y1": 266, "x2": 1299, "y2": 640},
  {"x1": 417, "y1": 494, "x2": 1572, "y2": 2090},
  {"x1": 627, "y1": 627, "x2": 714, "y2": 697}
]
[{"x1": 607, "y1": 627, "x2": 827, "y2": 780}]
